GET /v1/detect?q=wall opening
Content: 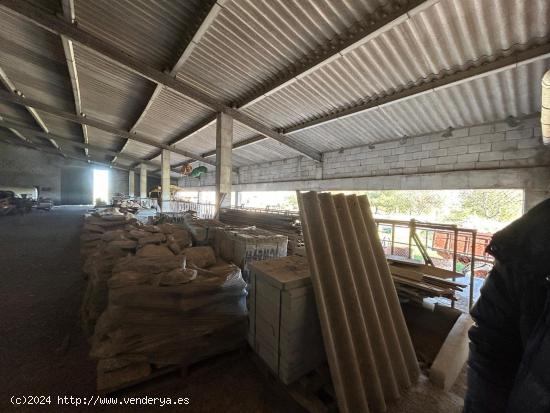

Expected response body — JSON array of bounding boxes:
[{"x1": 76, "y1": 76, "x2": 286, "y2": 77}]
[{"x1": 93, "y1": 169, "x2": 109, "y2": 204}]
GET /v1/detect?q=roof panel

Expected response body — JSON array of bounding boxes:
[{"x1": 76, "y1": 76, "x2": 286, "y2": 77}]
[
  {"x1": 287, "y1": 57, "x2": 550, "y2": 152},
  {"x1": 243, "y1": 0, "x2": 549, "y2": 131},
  {"x1": 0, "y1": 9, "x2": 79, "y2": 113},
  {"x1": 176, "y1": 0, "x2": 388, "y2": 103},
  {"x1": 74, "y1": 0, "x2": 205, "y2": 70},
  {"x1": 74, "y1": 45, "x2": 156, "y2": 130},
  {"x1": 133, "y1": 87, "x2": 214, "y2": 144}
]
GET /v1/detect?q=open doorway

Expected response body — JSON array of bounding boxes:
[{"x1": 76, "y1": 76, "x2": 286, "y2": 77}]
[{"x1": 93, "y1": 169, "x2": 109, "y2": 205}]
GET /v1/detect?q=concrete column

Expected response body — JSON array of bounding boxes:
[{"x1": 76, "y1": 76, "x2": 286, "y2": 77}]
[
  {"x1": 128, "y1": 170, "x2": 135, "y2": 198},
  {"x1": 139, "y1": 164, "x2": 147, "y2": 199},
  {"x1": 234, "y1": 191, "x2": 240, "y2": 208},
  {"x1": 161, "y1": 149, "x2": 171, "y2": 212},
  {"x1": 215, "y1": 112, "x2": 233, "y2": 217}
]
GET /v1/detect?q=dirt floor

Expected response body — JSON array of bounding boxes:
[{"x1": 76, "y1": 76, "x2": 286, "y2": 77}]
[{"x1": 0, "y1": 206, "x2": 303, "y2": 413}]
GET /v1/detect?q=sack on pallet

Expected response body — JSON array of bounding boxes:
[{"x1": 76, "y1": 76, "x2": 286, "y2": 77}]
[
  {"x1": 183, "y1": 246, "x2": 216, "y2": 268},
  {"x1": 90, "y1": 261, "x2": 247, "y2": 365}
]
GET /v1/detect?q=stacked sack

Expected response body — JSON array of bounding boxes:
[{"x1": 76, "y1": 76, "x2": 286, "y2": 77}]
[
  {"x1": 89, "y1": 248, "x2": 247, "y2": 391},
  {"x1": 80, "y1": 208, "x2": 192, "y2": 335}
]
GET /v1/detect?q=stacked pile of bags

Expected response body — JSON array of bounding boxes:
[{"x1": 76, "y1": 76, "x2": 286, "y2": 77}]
[{"x1": 80, "y1": 208, "x2": 247, "y2": 391}]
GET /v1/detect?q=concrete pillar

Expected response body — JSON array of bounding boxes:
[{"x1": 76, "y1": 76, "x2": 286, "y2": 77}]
[
  {"x1": 128, "y1": 170, "x2": 135, "y2": 198},
  {"x1": 139, "y1": 164, "x2": 147, "y2": 199},
  {"x1": 234, "y1": 191, "x2": 240, "y2": 208},
  {"x1": 161, "y1": 149, "x2": 171, "y2": 212},
  {"x1": 215, "y1": 112, "x2": 233, "y2": 217}
]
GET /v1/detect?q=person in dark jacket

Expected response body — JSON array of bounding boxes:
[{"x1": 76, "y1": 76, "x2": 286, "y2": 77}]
[{"x1": 464, "y1": 198, "x2": 550, "y2": 413}]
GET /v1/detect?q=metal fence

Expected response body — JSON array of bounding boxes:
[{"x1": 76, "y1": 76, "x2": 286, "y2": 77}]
[
  {"x1": 165, "y1": 200, "x2": 217, "y2": 220},
  {"x1": 375, "y1": 218, "x2": 494, "y2": 310}
]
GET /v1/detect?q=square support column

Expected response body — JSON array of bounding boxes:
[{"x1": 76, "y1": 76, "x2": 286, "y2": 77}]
[
  {"x1": 139, "y1": 164, "x2": 147, "y2": 200},
  {"x1": 215, "y1": 112, "x2": 233, "y2": 217},
  {"x1": 128, "y1": 170, "x2": 135, "y2": 198},
  {"x1": 161, "y1": 149, "x2": 171, "y2": 212}
]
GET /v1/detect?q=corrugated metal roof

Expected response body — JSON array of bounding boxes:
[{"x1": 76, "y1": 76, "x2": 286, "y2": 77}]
[
  {"x1": 232, "y1": 138, "x2": 302, "y2": 166},
  {"x1": 287, "y1": 57, "x2": 550, "y2": 152},
  {"x1": 176, "y1": 0, "x2": 388, "y2": 103},
  {"x1": 133, "y1": 87, "x2": 214, "y2": 144},
  {"x1": 120, "y1": 139, "x2": 158, "y2": 160},
  {"x1": 0, "y1": 8, "x2": 83, "y2": 141},
  {"x1": 243, "y1": 0, "x2": 550, "y2": 129},
  {"x1": 74, "y1": 0, "x2": 205, "y2": 71},
  {"x1": 74, "y1": 45, "x2": 155, "y2": 130},
  {"x1": 0, "y1": 0, "x2": 548, "y2": 169}
]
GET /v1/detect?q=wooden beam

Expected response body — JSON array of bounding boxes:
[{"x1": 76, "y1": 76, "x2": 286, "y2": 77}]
[
  {"x1": 0, "y1": 0, "x2": 321, "y2": 161},
  {"x1": 0, "y1": 90, "x2": 217, "y2": 166}
]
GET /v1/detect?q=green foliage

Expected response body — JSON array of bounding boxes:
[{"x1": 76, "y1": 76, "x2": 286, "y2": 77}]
[
  {"x1": 367, "y1": 190, "x2": 444, "y2": 216},
  {"x1": 447, "y1": 190, "x2": 522, "y2": 223}
]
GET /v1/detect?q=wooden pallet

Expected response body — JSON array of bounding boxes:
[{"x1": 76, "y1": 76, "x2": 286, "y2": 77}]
[
  {"x1": 97, "y1": 346, "x2": 247, "y2": 395},
  {"x1": 251, "y1": 352, "x2": 338, "y2": 413}
]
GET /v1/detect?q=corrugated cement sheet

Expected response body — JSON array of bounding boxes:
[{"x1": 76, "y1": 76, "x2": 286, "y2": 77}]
[{"x1": 298, "y1": 192, "x2": 419, "y2": 413}]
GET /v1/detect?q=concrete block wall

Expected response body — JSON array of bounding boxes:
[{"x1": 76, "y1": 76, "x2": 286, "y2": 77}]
[{"x1": 179, "y1": 118, "x2": 550, "y2": 210}]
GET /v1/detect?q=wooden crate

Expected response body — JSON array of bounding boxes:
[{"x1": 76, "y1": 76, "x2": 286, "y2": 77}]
[{"x1": 248, "y1": 256, "x2": 325, "y2": 385}]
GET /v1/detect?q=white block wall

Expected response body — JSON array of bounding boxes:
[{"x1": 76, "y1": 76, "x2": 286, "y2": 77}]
[{"x1": 179, "y1": 117, "x2": 550, "y2": 210}]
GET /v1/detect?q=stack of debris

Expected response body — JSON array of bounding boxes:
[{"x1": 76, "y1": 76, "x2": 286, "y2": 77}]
[
  {"x1": 89, "y1": 250, "x2": 247, "y2": 392},
  {"x1": 220, "y1": 208, "x2": 303, "y2": 255},
  {"x1": 389, "y1": 263, "x2": 466, "y2": 303}
]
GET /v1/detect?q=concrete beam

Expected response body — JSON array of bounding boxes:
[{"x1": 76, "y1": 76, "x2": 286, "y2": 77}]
[
  {"x1": 0, "y1": 0, "x2": 321, "y2": 161},
  {"x1": 0, "y1": 90, "x2": 217, "y2": 166},
  {"x1": 0, "y1": 133, "x2": 131, "y2": 171},
  {"x1": 61, "y1": 0, "x2": 88, "y2": 157},
  {"x1": 161, "y1": 149, "x2": 171, "y2": 211},
  {"x1": 215, "y1": 112, "x2": 233, "y2": 214}
]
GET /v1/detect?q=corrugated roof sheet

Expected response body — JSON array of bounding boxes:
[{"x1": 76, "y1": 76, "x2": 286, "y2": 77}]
[
  {"x1": 74, "y1": 45, "x2": 155, "y2": 130},
  {"x1": 287, "y1": 57, "x2": 550, "y2": 152},
  {"x1": 0, "y1": 0, "x2": 548, "y2": 168},
  {"x1": 133, "y1": 87, "x2": 214, "y2": 144},
  {"x1": 243, "y1": 0, "x2": 550, "y2": 130},
  {"x1": 74, "y1": 0, "x2": 205, "y2": 71},
  {"x1": 176, "y1": 0, "x2": 388, "y2": 103},
  {"x1": 0, "y1": 8, "x2": 82, "y2": 141}
]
